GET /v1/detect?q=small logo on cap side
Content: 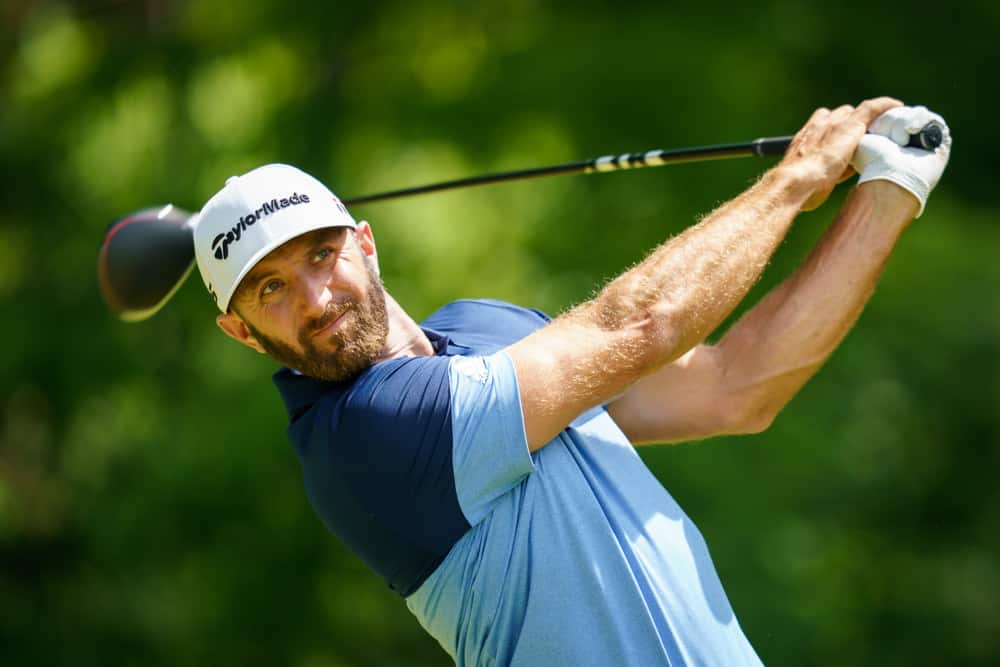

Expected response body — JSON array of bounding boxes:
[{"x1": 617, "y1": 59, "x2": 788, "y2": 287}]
[
  {"x1": 332, "y1": 196, "x2": 350, "y2": 217},
  {"x1": 211, "y1": 192, "x2": 311, "y2": 260}
]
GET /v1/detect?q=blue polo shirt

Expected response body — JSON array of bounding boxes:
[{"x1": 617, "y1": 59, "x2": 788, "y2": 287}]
[{"x1": 274, "y1": 299, "x2": 762, "y2": 666}]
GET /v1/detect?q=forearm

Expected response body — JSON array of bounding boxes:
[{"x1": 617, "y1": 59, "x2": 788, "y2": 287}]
[
  {"x1": 508, "y1": 98, "x2": 907, "y2": 448},
  {"x1": 511, "y1": 167, "x2": 812, "y2": 449},
  {"x1": 572, "y1": 166, "x2": 813, "y2": 369},
  {"x1": 716, "y1": 181, "x2": 919, "y2": 426}
]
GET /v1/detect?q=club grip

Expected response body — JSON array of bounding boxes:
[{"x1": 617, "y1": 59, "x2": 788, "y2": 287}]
[
  {"x1": 753, "y1": 120, "x2": 944, "y2": 159},
  {"x1": 751, "y1": 136, "x2": 794, "y2": 157},
  {"x1": 907, "y1": 120, "x2": 944, "y2": 150}
]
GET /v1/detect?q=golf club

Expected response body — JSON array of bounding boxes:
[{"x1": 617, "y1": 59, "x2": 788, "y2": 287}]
[{"x1": 98, "y1": 123, "x2": 944, "y2": 321}]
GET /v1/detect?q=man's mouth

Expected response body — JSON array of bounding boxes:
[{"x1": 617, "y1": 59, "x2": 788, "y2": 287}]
[{"x1": 311, "y1": 306, "x2": 351, "y2": 338}]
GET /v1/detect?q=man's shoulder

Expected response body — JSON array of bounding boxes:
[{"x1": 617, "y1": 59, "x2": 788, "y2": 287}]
[
  {"x1": 274, "y1": 354, "x2": 448, "y2": 424},
  {"x1": 422, "y1": 299, "x2": 552, "y2": 352}
]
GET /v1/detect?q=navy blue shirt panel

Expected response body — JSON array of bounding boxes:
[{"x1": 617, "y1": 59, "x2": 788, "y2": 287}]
[
  {"x1": 274, "y1": 299, "x2": 553, "y2": 596},
  {"x1": 278, "y1": 356, "x2": 465, "y2": 596}
]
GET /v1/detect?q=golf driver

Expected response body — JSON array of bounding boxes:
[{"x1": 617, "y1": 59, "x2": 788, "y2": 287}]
[{"x1": 98, "y1": 123, "x2": 944, "y2": 321}]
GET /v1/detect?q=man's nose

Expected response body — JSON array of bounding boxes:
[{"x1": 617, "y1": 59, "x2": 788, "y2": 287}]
[{"x1": 298, "y1": 269, "x2": 334, "y2": 319}]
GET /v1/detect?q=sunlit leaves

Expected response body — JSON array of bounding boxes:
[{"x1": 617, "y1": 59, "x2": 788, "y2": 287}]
[
  {"x1": 9, "y1": 7, "x2": 99, "y2": 102},
  {"x1": 188, "y1": 42, "x2": 304, "y2": 148}
]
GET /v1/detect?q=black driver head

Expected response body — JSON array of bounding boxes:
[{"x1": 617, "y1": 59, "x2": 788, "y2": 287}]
[{"x1": 98, "y1": 204, "x2": 196, "y2": 321}]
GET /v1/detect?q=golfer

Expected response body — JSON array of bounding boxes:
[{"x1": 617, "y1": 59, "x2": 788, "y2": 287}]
[{"x1": 191, "y1": 97, "x2": 949, "y2": 665}]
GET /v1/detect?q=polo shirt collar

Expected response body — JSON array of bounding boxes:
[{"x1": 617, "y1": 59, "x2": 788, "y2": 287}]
[{"x1": 273, "y1": 327, "x2": 469, "y2": 420}]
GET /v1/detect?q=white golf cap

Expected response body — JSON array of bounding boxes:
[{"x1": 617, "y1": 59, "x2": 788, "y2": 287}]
[{"x1": 193, "y1": 163, "x2": 357, "y2": 312}]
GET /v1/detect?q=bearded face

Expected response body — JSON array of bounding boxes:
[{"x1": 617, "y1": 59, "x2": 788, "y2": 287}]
[{"x1": 238, "y1": 237, "x2": 390, "y2": 382}]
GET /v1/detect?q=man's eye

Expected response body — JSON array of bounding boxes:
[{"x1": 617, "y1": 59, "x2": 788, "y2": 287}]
[
  {"x1": 312, "y1": 247, "x2": 333, "y2": 263},
  {"x1": 261, "y1": 279, "x2": 282, "y2": 296}
]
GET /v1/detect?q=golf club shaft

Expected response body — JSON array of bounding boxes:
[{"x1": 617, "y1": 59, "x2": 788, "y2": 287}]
[
  {"x1": 342, "y1": 136, "x2": 793, "y2": 206},
  {"x1": 341, "y1": 119, "x2": 944, "y2": 206}
]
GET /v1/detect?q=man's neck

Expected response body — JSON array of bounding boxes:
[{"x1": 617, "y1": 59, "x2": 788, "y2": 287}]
[{"x1": 377, "y1": 292, "x2": 435, "y2": 361}]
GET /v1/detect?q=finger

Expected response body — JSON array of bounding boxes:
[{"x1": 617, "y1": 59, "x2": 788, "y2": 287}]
[
  {"x1": 903, "y1": 105, "x2": 934, "y2": 134},
  {"x1": 786, "y1": 108, "x2": 823, "y2": 156},
  {"x1": 869, "y1": 106, "x2": 935, "y2": 145},
  {"x1": 828, "y1": 104, "x2": 855, "y2": 123},
  {"x1": 836, "y1": 165, "x2": 856, "y2": 183},
  {"x1": 792, "y1": 107, "x2": 831, "y2": 146},
  {"x1": 868, "y1": 108, "x2": 903, "y2": 138},
  {"x1": 826, "y1": 105, "x2": 861, "y2": 144},
  {"x1": 807, "y1": 106, "x2": 833, "y2": 124},
  {"x1": 821, "y1": 108, "x2": 868, "y2": 154},
  {"x1": 801, "y1": 107, "x2": 832, "y2": 135},
  {"x1": 850, "y1": 97, "x2": 903, "y2": 128}
]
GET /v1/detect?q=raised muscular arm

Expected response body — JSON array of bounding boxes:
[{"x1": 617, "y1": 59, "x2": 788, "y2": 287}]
[
  {"x1": 607, "y1": 180, "x2": 918, "y2": 444},
  {"x1": 506, "y1": 98, "x2": 903, "y2": 450}
]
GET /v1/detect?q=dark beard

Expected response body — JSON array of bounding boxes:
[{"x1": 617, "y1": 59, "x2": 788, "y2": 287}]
[{"x1": 245, "y1": 258, "x2": 389, "y2": 382}]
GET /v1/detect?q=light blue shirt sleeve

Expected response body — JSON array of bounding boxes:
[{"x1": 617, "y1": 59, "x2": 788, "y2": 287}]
[{"x1": 448, "y1": 351, "x2": 535, "y2": 525}]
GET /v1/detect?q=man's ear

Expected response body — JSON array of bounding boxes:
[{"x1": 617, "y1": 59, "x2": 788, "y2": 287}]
[
  {"x1": 216, "y1": 311, "x2": 267, "y2": 354},
  {"x1": 355, "y1": 220, "x2": 380, "y2": 275}
]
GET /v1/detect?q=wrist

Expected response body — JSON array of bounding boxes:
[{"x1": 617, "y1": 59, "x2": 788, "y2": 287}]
[
  {"x1": 765, "y1": 163, "x2": 819, "y2": 209},
  {"x1": 855, "y1": 179, "x2": 921, "y2": 221}
]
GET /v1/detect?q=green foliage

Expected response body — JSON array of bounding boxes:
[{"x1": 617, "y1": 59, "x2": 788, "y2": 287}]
[{"x1": 1, "y1": 1, "x2": 998, "y2": 664}]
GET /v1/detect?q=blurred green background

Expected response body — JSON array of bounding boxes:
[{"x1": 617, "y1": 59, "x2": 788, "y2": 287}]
[{"x1": 2, "y1": 1, "x2": 998, "y2": 664}]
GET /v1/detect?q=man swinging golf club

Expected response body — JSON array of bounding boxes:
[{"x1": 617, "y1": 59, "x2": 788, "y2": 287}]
[{"x1": 192, "y1": 97, "x2": 950, "y2": 665}]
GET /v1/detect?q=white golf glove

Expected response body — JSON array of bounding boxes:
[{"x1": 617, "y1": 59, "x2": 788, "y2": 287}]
[{"x1": 850, "y1": 105, "x2": 951, "y2": 217}]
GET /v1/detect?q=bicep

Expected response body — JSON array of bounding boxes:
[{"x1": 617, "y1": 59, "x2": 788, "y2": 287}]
[{"x1": 607, "y1": 344, "x2": 744, "y2": 445}]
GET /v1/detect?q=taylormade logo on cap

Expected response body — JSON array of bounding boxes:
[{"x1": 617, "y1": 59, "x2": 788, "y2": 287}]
[
  {"x1": 193, "y1": 163, "x2": 357, "y2": 313},
  {"x1": 211, "y1": 192, "x2": 312, "y2": 260}
]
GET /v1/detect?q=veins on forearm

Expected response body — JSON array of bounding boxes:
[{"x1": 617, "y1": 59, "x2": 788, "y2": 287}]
[{"x1": 718, "y1": 184, "x2": 913, "y2": 409}]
